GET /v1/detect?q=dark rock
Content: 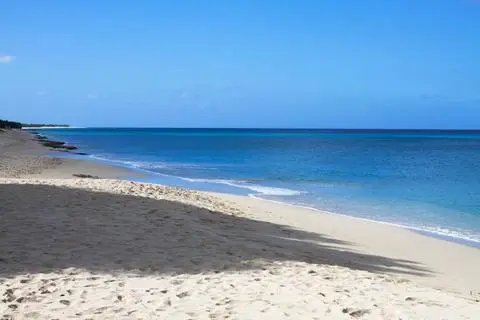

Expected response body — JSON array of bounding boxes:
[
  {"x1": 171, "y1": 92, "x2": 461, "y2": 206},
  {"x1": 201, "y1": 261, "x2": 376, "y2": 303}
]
[
  {"x1": 3, "y1": 290, "x2": 15, "y2": 303},
  {"x1": 349, "y1": 309, "x2": 370, "y2": 318},
  {"x1": 40, "y1": 139, "x2": 78, "y2": 151},
  {"x1": 41, "y1": 140, "x2": 65, "y2": 148},
  {"x1": 72, "y1": 174, "x2": 100, "y2": 179},
  {"x1": 59, "y1": 300, "x2": 70, "y2": 306},
  {"x1": 342, "y1": 308, "x2": 370, "y2": 318},
  {"x1": 176, "y1": 291, "x2": 189, "y2": 298}
]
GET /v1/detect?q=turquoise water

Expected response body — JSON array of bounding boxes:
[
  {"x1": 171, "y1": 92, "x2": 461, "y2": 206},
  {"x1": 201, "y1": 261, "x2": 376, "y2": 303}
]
[{"x1": 34, "y1": 128, "x2": 480, "y2": 247}]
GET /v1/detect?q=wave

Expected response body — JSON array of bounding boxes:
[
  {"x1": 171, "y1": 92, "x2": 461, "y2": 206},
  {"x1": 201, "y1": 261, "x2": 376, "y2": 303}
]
[
  {"x1": 180, "y1": 178, "x2": 305, "y2": 196},
  {"x1": 83, "y1": 153, "x2": 480, "y2": 246},
  {"x1": 88, "y1": 155, "x2": 213, "y2": 170},
  {"x1": 89, "y1": 155, "x2": 217, "y2": 172},
  {"x1": 88, "y1": 155, "x2": 169, "y2": 169},
  {"x1": 249, "y1": 195, "x2": 480, "y2": 245},
  {"x1": 87, "y1": 155, "x2": 304, "y2": 196}
]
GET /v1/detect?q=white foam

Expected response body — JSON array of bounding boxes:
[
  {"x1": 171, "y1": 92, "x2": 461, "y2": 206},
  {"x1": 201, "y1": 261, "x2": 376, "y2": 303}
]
[
  {"x1": 80, "y1": 154, "x2": 480, "y2": 245},
  {"x1": 97, "y1": 157, "x2": 206, "y2": 170},
  {"x1": 86, "y1": 156, "x2": 303, "y2": 196},
  {"x1": 87, "y1": 155, "x2": 168, "y2": 169},
  {"x1": 180, "y1": 177, "x2": 304, "y2": 196},
  {"x1": 249, "y1": 195, "x2": 480, "y2": 245}
]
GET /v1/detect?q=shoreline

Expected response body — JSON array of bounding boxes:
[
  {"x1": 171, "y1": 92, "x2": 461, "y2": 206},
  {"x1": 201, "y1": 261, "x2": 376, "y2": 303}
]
[
  {"x1": 28, "y1": 126, "x2": 480, "y2": 248},
  {"x1": 14, "y1": 129, "x2": 480, "y2": 285},
  {"x1": 1, "y1": 129, "x2": 479, "y2": 318},
  {"x1": 21, "y1": 129, "x2": 480, "y2": 273},
  {"x1": 72, "y1": 151, "x2": 480, "y2": 248},
  {"x1": 0, "y1": 129, "x2": 142, "y2": 179},
  {"x1": 215, "y1": 191, "x2": 480, "y2": 293},
  {"x1": 248, "y1": 195, "x2": 480, "y2": 248}
]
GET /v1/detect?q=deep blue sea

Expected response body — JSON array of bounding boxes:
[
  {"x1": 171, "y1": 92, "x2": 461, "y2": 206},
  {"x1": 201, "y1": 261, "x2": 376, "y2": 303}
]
[{"x1": 33, "y1": 128, "x2": 480, "y2": 247}]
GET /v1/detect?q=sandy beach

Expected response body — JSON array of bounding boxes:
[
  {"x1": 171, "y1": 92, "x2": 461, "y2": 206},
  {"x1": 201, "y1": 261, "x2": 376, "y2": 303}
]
[
  {"x1": 0, "y1": 129, "x2": 140, "y2": 179},
  {"x1": 1, "y1": 130, "x2": 479, "y2": 319}
]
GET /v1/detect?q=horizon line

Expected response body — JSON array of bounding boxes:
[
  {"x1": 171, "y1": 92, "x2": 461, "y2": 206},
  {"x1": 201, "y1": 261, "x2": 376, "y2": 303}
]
[{"x1": 23, "y1": 127, "x2": 480, "y2": 131}]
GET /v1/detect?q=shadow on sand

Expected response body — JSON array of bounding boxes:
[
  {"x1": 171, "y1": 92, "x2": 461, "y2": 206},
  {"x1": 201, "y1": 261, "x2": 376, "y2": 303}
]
[{"x1": 0, "y1": 184, "x2": 431, "y2": 278}]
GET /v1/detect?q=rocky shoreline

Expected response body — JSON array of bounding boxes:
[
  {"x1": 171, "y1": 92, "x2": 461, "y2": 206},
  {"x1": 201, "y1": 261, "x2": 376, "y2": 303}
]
[
  {"x1": 29, "y1": 130, "x2": 89, "y2": 156},
  {"x1": 1, "y1": 129, "x2": 137, "y2": 179}
]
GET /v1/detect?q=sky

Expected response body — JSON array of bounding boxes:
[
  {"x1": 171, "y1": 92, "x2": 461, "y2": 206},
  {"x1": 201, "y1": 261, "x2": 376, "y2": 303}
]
[{"x1": 1, "y1": 0, "x2": 479, "y2": 128}]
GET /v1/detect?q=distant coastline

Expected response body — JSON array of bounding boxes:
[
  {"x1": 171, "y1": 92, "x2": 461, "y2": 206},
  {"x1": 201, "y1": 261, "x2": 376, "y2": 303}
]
[
  {"x1": 22, "y1": 124, "x2": 70, "y2": 128},
  {"x1": 14, "y1": 125, "x2": 480, "y2": 132},
  {"x1": 23, "y1": 126, "x2": 78, "y2": 129},
  {"x1": 0, "y1": 119, "x2": 23, "y2": 129},
  {"x1": 1, "y1": 119, "x2": 71, "y2": 130}
]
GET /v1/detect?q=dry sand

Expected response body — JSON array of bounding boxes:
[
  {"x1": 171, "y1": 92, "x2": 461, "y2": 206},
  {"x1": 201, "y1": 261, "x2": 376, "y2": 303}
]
[{"x1": 0, "y1": 130, "x2": 479, "y2": 319}]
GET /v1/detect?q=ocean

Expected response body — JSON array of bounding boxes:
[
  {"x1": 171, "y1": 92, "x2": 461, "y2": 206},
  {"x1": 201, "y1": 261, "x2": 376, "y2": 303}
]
[{"x1": 34, "y1": 128, "x2": 480, "y2": 247}]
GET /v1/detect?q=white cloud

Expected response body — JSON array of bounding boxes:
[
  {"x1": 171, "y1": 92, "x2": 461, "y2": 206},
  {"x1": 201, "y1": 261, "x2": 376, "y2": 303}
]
[
  {"x1": 87, "y1": 93, "x2": 97, "y2": 99},
  {"x1": 0, "y1": 55, "x2": 15, "y2": 63}
]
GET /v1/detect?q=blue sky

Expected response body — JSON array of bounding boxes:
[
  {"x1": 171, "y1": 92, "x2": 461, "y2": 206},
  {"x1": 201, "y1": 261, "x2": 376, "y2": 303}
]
[{"x1": 1, "y1": 0, "x2": 479, "y2": 128}]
